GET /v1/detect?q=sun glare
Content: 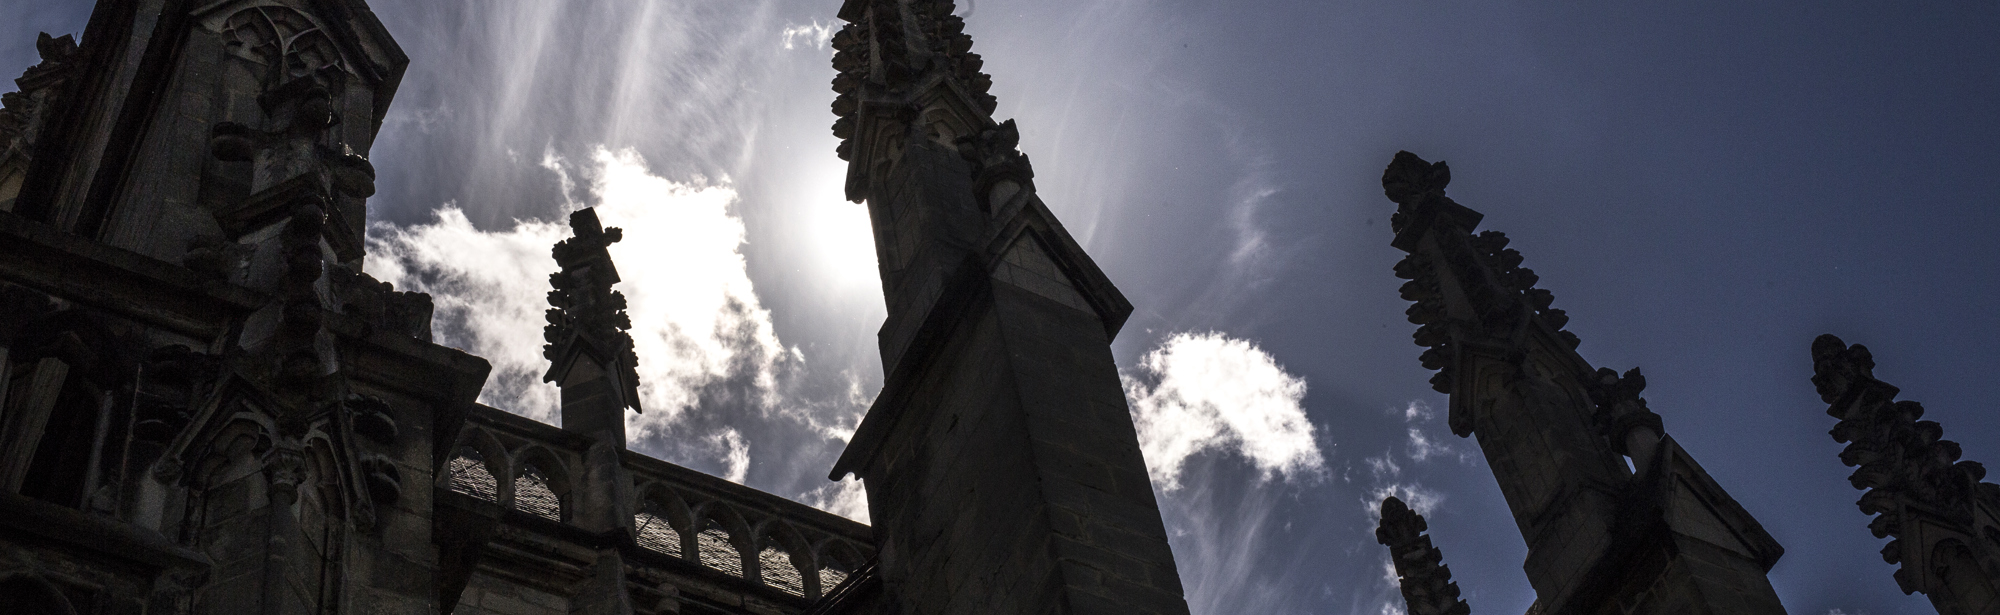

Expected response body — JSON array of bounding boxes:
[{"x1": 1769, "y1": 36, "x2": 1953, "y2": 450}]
[{"x1": 800, "y1": 162, "x2": 880, "y2": 294}]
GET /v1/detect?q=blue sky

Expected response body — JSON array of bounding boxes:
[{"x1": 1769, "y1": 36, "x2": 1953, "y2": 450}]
[{"x1": 6, "y1": 1, "x2": 1998, "y2": 613}]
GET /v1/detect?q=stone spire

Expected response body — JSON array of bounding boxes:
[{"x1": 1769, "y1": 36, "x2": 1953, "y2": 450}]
[
  {"x1": 828, "y1": 0, "x2": 997, "y2": 173},
  {"x1": 1383, "y1": 150, "x2": 1785, "y2": 613},
  {"x1": 824, "y1": 1, "x2": 1186, "y2": 614},
  {"x1": 1376, "y1": 497, "x2": 1472, "y2": 615},
  {"x1": 825, "y1": 0, "x2": 1103, "y2": 373},
  {"x1": 1810, "y1": 334, "x2": 2000, "y2": 611},
  {"x1": 543, "y1": 208, "x2": 642, "y2": 442}
]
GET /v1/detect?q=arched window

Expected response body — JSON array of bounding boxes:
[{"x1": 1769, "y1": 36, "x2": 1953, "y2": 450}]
[
  {"x1": 18, "y1": 374, "x2": 102, "y2": 508},
  {"x1": 697, "y1": 523, "x2": 743, "y2": 577},
  {"x1": 514, "y1": 463, "x2": 562, "y2": 521},
  {"x1": 446, "y1": 446, "x2": 497, "y2": 502},
  {"x1": 7, "y1": 316, "x2": 115, "y2": 510},
  {"x1": 818, "y1": 566, "x2": 850, "y2": 594},
  {"x1": 816, "y1": 540, "x2": 863, "y2": 595},
  {"x1": 759, "y1": 546, "x2": 805, "y2": 596},
  {"x1": 634, "y1": 503, "x2": 682, "y2": 557}
]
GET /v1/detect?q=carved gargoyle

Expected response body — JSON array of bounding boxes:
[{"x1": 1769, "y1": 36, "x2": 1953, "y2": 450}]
[
  {"x1": 360, "y1": 453, "x2": 402, "y2": 506},
  {"x1": 346, "y1": 394, "x2": 398, "y2": 445}
]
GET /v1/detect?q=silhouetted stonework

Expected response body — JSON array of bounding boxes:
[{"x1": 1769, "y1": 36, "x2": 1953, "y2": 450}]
[
  {"x1": 1812, "y1": 335, "x2": 2000, "y2": 614},
  {"x1": 1373, "y1": 156, "x2": 2000, "y2": 615},
  {"x1": 21, "y1": 0, "x2": 1978, "y2": 612},
  {"x1": 1380, "y1": 151, "x2": 1787, "y2": 614},
  {"x1": 821, "y1": 0, "x2": 1189, "y2": 614},
  {"x1": 1376, "y1": 496, "x2": 1471, "y2": 615},
  {"x1": 0, "y1": 0, "x2": 1189, "y2": 613}
]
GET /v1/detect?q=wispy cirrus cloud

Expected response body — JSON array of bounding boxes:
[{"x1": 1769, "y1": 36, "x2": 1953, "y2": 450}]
[
  {"x1": 1356, "y1": 399, "x2": 1475, "y2": 614},
  {"x1": 780, "y1": 20, "x2": 836, "y2": 51},
  {"x1": 1120, "y1": 331, "x2": 1328, "y2": 614},
  {"x1": 1360, "y1": 401, "x2": 1468, "y2": 523}
]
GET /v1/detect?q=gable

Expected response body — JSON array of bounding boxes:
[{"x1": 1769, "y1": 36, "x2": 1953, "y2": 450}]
[
  {"x1": 982, "y1": 195, "x2": 1135, "y2": 338},
  {"x1": 991, "y1": 233, "x2": 1091, "y2": 313}
]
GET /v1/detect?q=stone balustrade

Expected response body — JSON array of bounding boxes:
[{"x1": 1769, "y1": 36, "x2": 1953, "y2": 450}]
[{"x1": 441, "y1": 403, "x2": 872, "y2": 612}]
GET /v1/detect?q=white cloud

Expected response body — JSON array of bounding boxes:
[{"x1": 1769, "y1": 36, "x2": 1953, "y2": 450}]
[
  {"x1": 1404, "y1": 399, "x2": 1433, "y2": 422},
  {"x1": 1396, "y1": 400, "x2": 1473, "y2": 465},
  {"x1": 582, "y1": 147, "x2": 792, "y2": 439},
  {"x1": 370, "y1": 144, "x2": 894, "y2": 502},
  {"x1": 1358, "y1": 400, "x2": 1460, "y2": 520},
  {"x1": 785, "y1": 370, "x2": 872, "y2": 444},
  {"x1": 1122, "y1": 331, "x2": 1324, "y2": 491},
  {"x1": 1366, "y1": 483, "x2": 1445, "y2": 520},
  {"x1": 1366, "y1": 454, "x2": 1401, "y2": 479},
  {"x1": 369, "y1": 146, "x2": 790, "y2": 437},
  {"x1": 1406, "y1": 427, "x2": 1447, "y2": 462},
  {"x1": 712, "y1": 428, "x2": 751, "y2": 484},
  {"x1": 366, "y1": 206, "x2": 571, "y2": 421},
  {"x1": 803, "y1": 476, "x2": 870, "y2": 524},
  {"x1": 780, "y1": 20, "x2": 836, "y2": 51}
]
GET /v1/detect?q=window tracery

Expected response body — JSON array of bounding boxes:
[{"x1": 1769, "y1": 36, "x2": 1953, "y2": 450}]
[{"x1": 220, "y1": 6, "x2": 346, "y2": 78}]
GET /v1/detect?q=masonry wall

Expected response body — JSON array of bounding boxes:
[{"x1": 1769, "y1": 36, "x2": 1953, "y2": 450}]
[
  {"x1": 453, "y1": 572, "x2": 572, "y2": 615},
  {"x1": 862, "y1": 273, "x2": 1185, "y2": 615},
  {"x1": 350, "y1": 384, "x2": 449, "y2": 615}
]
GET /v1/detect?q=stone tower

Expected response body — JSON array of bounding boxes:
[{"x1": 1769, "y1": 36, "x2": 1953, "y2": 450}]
[
  {"x1": 1380, "y1": 151, "x2": 1787, "y2": 613},
  {"x1": 821, "y1": 0, "x2": 1192, "y2": 614},
  {"x1": 0, "y1": 0, "x2": 493, "y2": 613},
  {"x1": 1811, "y1": 335, "x2": 2000, "y2": 614}
]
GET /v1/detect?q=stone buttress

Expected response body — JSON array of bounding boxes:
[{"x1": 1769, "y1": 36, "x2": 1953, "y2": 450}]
[
  {"x1": 1381, "y1": 151, "x2": 1787, "y2": 614},
  {"x1": 821, "y1": 1, "x2": 1192, "y2": 614}
]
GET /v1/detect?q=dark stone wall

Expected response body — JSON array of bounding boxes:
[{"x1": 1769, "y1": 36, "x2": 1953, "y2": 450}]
[{"x1": 860, "y1": 270, "x2": 1185, "y2": 615}]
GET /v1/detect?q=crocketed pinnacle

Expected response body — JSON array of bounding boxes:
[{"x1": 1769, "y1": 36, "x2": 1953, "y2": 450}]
[
  {"x1": 543, "y1": 208, "x2": 642, "y2": 412},
  {"x1": 1376, "y1": 496, "x2": 1472, "y2": 615}
]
